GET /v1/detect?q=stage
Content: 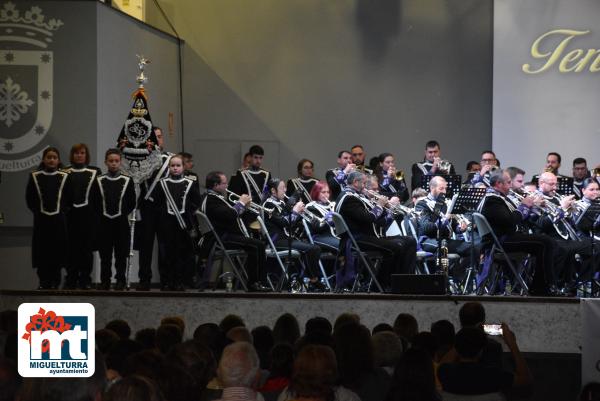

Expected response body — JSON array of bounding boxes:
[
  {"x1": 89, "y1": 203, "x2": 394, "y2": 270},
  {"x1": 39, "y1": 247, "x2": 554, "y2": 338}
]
[{"x1": 0, "y1": 289, "x2": 580, "y2": 354}]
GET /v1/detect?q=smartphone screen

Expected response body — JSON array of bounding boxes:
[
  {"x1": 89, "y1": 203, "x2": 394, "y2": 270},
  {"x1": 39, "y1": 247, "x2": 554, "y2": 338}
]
[{"x1": 483, "y1": 324, "x2": 503, "y2": 336}]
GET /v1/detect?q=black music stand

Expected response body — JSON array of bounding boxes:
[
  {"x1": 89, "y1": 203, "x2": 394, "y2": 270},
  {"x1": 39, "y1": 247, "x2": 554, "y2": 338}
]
[
  {"x1": 420, "y1": 174, "x2": 462, "y2": 197},
  {"x1": 576, "y1": 203, "x2": 600, "y2": 297},
  {"x1": 557, "y1": 177, "x2": 574, "y2": 196},
  {"x1": 450, "y1": 187, "x2": 487, "y2": 294}
]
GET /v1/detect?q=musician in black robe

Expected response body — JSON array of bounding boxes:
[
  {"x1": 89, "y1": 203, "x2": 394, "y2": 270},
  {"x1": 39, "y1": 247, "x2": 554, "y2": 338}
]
[
  {"x1": 477, "y1": 170, "x2": 560, "y2": 296},
  {"x1": 410, "y1": 140, "x2": 456, "y2": 192},
  {"x1": 201, "y1": 171, "x2": 269, "y2": 292},
  {"x1": 135, "y1": 127, "x2": 172, "y2": 290},
  {"x1": 375, "y1": 153, "x2": 409, "y2": 203},
  {"x1": 229, "y1": 145, "x2": 271, "y2": 205},
  {"x1": 154, "y1": 155, "x2": 202, "y2": 291},
  {"x1": 336, "y1": 171, "x2": 415, "y2": 291},
  {"x1": 25, "y1": 147, "x2": 72, "y2": 289},
  {"x1": 91, "y1": 149, "x2": 136, "y2": 290},
  {"x1": 263, "y1": 178, "x2": 323, "y2": 290},
  {"x1": 64, "y1": 143, "x2": 102, "y2": 289},
  {"x1": 325, "y1": 150, "x2": 354, "y2": 201},
  {"x1": 286, "y1": 158, "x2": 318, "y2": 204}
]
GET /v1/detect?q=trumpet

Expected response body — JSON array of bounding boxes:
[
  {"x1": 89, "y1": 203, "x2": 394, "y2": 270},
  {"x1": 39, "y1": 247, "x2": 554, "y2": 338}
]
[
  {"x1": 226, "y1": 190, "x2": 274, "y2": 216},
  {"x1": 283, "y1": 194, "x2": 325, "y2": 225},
  {"x1": 592, "y1": 167, "x2": 600, "y2": 177},
  {"x1": 364, "y1": 189, "x2": 419, "y2": 217}
]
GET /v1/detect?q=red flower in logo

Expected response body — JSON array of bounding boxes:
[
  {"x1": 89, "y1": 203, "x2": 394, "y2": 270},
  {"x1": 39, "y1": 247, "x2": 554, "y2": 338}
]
[{"x1": 22, "y1": 307, "x2": 72, "y2": 353}]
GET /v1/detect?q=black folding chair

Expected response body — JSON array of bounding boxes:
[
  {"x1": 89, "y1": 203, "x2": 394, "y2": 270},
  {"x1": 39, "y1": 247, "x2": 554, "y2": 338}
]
[
  {"x1": 472, "y1": 213, "x2": 529, "y2": 295},
  {"x1": 330, "y1": 212, "x2": 384, "y2": 293},
  {"x1": 195, "y1": 211, "x2": 248, "y2": 291}
]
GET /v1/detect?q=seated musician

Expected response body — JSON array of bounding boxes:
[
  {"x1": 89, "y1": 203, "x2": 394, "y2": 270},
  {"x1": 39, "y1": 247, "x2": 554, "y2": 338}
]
[
  {"x1": 305, "y1": 181, "x2": 339, "y2": 251},
  {"x1": 286, "y1": 159, "x2": 319, "y2": 204},
  {"x1": 201, "y1": 171, "x2": 270, "y2": 292},
  {"x1": 375, "y1": 153, "x2": 409, "y2": 203},
  {"x1": 573, "y1": 178, "x2": 600, "y2": 237},
  {"x1": 326, "y1": 150, "x2": 355, "y2": 200},
  {"x1": 469, "y1": 151, "x2": 498, "y2": 187},
  {"x1": 415, "y1": 176, "x2": 479, "y2": 274},
  {"x1": 477, "y1": 170, "x2": 561, "y2": 296},
  {"x1": 411, "y1": 140, "x2": 457, "y2": 192},
  {"x1": 531, "y1": 173, "x2": 598, "y2": 288},
  {"x1": 335, "y1": 171, "x2": 416, "y2": 291},
  {"x1": 263, "y1": 178, "x2": 324, "y2": 291},
  {"x1": 506, "y1": 167, "x2": 526, "y2": 193},
  {"x1": 463, "y1": 160, "x2": 481, "y2": 185}
]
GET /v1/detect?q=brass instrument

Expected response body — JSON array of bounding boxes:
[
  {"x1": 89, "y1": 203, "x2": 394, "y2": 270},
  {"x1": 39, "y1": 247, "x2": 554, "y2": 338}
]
[
  {"x1": 394, "y1": 170, "x2": 405, "y2": 180},
  {"x1": 226, "y1": 189, "x2": 274, "y2": 216},
  {"x1": 436, "y1": 239, "x2": 449, "y2": 273},
  {"x1": 437, "y1": 159, "x2": 452, "y2": 174},
  {"x1": 283, "y1": 194, "x2": 324, "y2": 225},
  {"x1": 592, "y1": 167, "x2": 600, "y2": 177},
  {"x1": 364, "y1": 189, "x2": 420, "y2": 217}
]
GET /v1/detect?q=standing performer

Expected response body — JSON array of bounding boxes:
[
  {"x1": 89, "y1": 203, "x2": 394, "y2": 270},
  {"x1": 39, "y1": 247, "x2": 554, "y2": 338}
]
[
  {"x1": 26, "y1": 147, "x2": 72, "y2": 290},
  {"x1": 92, "y1": 149, "x2": 136, "y2": 290},
  {"x1": 229, "y1": 145, "x2": 271, "y2": 204},
  {"x1": 117, "y1": 56, "x2": 166, "y2": 290},
  {"x1": 154, "y1": 155, "x2": 202, "y2": 291},
  {"x1": 263, "y1": 179, "x2": 323, "y2": 290},
  {"x1": 201, "y1": 171, "x2": 270, "y2": 292},
  {"x1": 571, "y1": 158, "x2": 590, "y2": 199},
  {"x1": 287, "y1": 159, "x2": 319, "y2": 204},
  {"x1": 350, "y1": 145, "x2": 373, "y2": 174},
  {"x1": 64, "y1": 143, "x2": 102, "y2": 289},
  {"x1": 375, "y1": 153, "x2": 409, "y2": 203},
  {"x1": 325, "y1": 150, "x2": 355, "y2": 201},
  {"x1": 410, "y1": 140, "x2": 456, "y2": 192},
  {"x1": 135, "y1": 127, "x2": 173, "y2": 290}
]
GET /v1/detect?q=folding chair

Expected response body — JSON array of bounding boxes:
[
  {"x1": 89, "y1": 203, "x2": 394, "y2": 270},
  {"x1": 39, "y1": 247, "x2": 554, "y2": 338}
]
[
  {"x1": 471, "y1": 213, "x2": 529, "y2": 295},
  {"x1": 195, "y1": 211, "x2": 248, "y2": 291},
  {"x1": 301, "y1": 219, "x2": 335, "y2": 291},
  {"x1": 400, "y1": 217, "x2": 434, "y2": 274},
  {"x1": 255, "y1": 216, "x2": 304, "y2": 292},
  {"x1": 330, "y1": 212, "x2": 384, "y2": 293}
]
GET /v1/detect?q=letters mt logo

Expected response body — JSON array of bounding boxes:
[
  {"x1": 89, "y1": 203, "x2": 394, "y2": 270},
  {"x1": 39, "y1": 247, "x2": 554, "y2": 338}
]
[
  {"x1": 0, "y1": 2, "x2": 63, "y2": 171},
  {"x1": 18, "y1": 303, "x2": 95, "y2": 377}
]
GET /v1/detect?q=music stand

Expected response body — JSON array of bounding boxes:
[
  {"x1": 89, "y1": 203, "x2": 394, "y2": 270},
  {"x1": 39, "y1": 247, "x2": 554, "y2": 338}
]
[
  {"x1": 557, "y1": 177, "x2": 574, "y2": 196},
  {"x1": 449, "y1": 187, "x2": 487, "y2": 294},
  {"x1": 420, "y1": 174, "x2": 462, "y2": 197}
]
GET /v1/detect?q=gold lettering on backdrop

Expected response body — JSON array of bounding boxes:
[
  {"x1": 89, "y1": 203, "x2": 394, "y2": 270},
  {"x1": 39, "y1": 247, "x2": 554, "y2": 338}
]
[{"x1": 522, "y1": 29, "x2": 600, "y2": 74}]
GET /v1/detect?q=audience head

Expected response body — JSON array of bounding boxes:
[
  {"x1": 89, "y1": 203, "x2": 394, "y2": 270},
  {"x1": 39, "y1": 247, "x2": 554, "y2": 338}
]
[
  {"x1": 459, "y1": 302, "x2": 486, "y2": 328},
  {"x1": 95, "y1": 328, "x2": 120, "y2": 356},
  {"x1": 217, "y1": 342, "x2": 260, "y2": 388},
  {"x1": 104, "y1": 375, "x2": 164, "y2": 401},
  {"x1": 333, "y1": 313, "x2": 360, "y2": 334},
  {"x1": 135, "y1": 327, "x2": 157, "y2": 350},
  {"x1": 227, "y1": 326, "x2": 253, "y2": 343},
  {"x1": 219, "y1": 315, "x2": 245, "y2": 334},
  {"x1": 251, "y1": 325, "x2": 274, "y2": 369},
  {"x1": 268, "y1": 343, "x2": 294, "y2": 379},
  {"x1": 393, "y1": 313, "x2": 419, "y2": 343},
  {"x1": 105, "y1": 319, "x2": 131, "y2": 340},
  {"x1": 372, "y1": 323, "x2": 394, "y2": 335},
  {"x1": 388, "y1": 348, "x2": 437, "y2": 401},
  {"x1": 156, "y1": 324, "x2": 183, "y2": 354},
  {"x1": 411, "y1": 332, "x2": 439, "y2": 359},
  {"x1": 371, "y1": 331, "x2": 403, "y2": 369},
  {"x1": 273, "y1": 313, "x2": 301, "y2": 346},
  {"x1": 288, "y1": 345, "x2": 337, "y2": 401},
  {"x1": 333, "y1": 322, "x2": 373, "y2": 388},
  {"x1": 305, "y1": 316, "x2": 332, "y2": 336},
  {"x1": 160, "y1": 316, "x2": 185, "y2": 335}
]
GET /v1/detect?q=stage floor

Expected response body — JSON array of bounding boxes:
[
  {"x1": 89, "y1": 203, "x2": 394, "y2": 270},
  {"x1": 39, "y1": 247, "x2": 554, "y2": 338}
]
[{"x1": 0, "y1": 289, "x2": 580, "y2": 354}]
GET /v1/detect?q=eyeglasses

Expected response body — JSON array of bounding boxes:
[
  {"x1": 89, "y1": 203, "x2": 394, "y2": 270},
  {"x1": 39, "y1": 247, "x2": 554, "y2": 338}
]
[{"x1": 352, "y1": 153, "x2": 363, "y2": 157}]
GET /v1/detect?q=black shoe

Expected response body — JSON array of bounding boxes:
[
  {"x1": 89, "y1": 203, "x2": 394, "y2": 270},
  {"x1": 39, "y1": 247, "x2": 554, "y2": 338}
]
[
  {"x1": 136, "y1": 282, "x2": 151, "y2": 291},
  {"x1": 99, "y1": 283, "x2": 111, "y2": 291},
  {"x1": 248, "y1": 282, "x2": 271, "y2": 292},
  {"x1": 79, "y1": 283, "x2": 92, "y2": 290},
  {"x1": 114, "y1": 282, "x2": 126, "y2": 291},
  {"x1": 308, "y1": 280, "x2": 327, "y2": 293}
]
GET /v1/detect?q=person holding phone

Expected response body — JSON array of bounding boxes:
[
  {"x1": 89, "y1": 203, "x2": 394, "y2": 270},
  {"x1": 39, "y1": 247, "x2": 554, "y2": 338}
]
[{"x1": 437, "y1": 324, "x2": 532, "y2": 397}]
